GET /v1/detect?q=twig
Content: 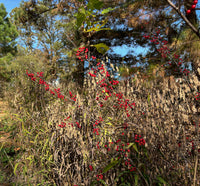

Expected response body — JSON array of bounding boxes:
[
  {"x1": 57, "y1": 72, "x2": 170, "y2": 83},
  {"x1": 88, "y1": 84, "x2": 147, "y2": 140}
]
[
  {"x1": 193, "y1": 155, "x2": 198, "y2": 186},
  {"x1": 166, "y1": 0, "x2": 200, "y2": 38}
]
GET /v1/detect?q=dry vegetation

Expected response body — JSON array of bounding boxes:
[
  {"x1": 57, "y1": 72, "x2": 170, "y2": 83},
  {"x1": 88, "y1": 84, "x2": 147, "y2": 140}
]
[{"x1": 0, "y1": 60, "x2": 199, "y2": 186}]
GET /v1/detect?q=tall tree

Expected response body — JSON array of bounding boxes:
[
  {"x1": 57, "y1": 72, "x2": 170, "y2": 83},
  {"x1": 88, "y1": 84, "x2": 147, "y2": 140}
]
[
  {"x1": 10, "y1": 0, "x2": 108, "y2": 91},
  {"x1": 0, "y1": 3, "x2": 18, "y2": 96},
  {"x1": 10, "y1": 0, "x2": 78, "y2": 82},
  {"x1": 10, "y1": 0, "x2": 200, "y2": 87},
  {"x1": 10, "y1": 0, "x2": 91, "y2": 91},
  {"x1": 0, "y1": 3, "x2": 18, "y2": 57}
]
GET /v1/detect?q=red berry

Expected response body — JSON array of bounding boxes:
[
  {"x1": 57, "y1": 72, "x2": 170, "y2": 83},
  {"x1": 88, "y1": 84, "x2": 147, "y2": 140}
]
[
  {"x1": 191, "y1": 4, "x2": 196, "y2": 9},
  {"x1": 186, "y1": 9, "x2": 191, "y2": 14},
  {"x1": 193, "y1": 0, "x2": 198, "y2": 5}
]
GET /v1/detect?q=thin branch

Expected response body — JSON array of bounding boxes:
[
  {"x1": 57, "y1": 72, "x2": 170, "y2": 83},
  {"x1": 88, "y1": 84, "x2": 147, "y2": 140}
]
[
  {"x1": 166, "y1": 0, "x2": 200, "y2": 39},
  {"x1": 193, "y1": 155, "x2": 198, "y2": 186}
]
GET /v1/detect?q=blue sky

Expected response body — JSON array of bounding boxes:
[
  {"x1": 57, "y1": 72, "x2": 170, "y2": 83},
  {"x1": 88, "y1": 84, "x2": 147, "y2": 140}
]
[{"x1": 1, "y1": 0, "x2": 22, "y2": 14}]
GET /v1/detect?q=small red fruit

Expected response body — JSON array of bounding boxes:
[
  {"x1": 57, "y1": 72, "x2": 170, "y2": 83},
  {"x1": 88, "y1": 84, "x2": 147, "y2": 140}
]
[
  {"x1": 191, "y1": 5, "x2": 196, "y2": 9},
  {"x1": 193, "y1": 0, "x2": 198, "y2": 5},
  {"x1": 186, "y1": 9, "x2": 191, "y2": 14}
]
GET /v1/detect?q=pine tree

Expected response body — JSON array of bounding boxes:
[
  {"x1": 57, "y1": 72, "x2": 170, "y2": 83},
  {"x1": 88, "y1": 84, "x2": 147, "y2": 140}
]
[{"x1": 0, "y1": 3, "x2": 18, "y2": 57}]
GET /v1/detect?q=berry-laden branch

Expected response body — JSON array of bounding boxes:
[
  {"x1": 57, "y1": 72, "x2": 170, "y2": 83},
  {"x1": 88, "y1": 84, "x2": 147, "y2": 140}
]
[
  {"x1": 166, "y1": 0, "x2": 200, "y2": 38},
  {"x1": 186, "y1": 0, "x2": 198, "y2": 14},
  {"x1": 26, "y1": 52, "x2": 148, "y2": 184},
  {"x1": 143, "y1": 27, "x2": 200, "y2": 98}
]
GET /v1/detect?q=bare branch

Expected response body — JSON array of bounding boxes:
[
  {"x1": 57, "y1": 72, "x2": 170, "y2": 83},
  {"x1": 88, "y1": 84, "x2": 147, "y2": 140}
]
[{"x1": 166, "y1": 0, "x2": 200, "y2": 39}]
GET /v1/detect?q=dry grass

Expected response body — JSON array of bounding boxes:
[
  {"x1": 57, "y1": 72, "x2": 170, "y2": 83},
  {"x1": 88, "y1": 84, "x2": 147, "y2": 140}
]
[{"x1": 1, "y1": 61, "x2": 200, "y2": 185}]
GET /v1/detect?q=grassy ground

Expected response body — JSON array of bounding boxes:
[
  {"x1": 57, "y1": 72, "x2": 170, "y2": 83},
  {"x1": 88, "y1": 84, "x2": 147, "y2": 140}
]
[{"x1": 0, "y1": 98, "x2": 18, "y2": 185}]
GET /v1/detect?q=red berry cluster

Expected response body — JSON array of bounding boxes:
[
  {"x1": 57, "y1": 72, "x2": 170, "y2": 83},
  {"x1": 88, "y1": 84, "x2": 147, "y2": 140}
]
[
  {"x1": 83, "y1": 56, "x2": 148, "y2": 177},
  {"x1": 115, "y1": 140, "x2": 138, "y2": 172},
  {"x1": 26, "y1": 70, "x2": 77, "y2": 102},
  {"x1": 143, "y1": 28, "x2": 170, "y2": 58},
  {"x1": 96, "y1": 174, "x2": 103, "y2": 181},
  {"x1": 178, "y1": 134, "x2": 200, "y2": 157},
  {"x1": 69, "y1": 91, "x2": 76, "y2": 101},
  {"x1": 26, "y1": 70, "x2": 81, "y2": 129},
  {"x1": 143, "y1": 28, "x2": 191, "y2": 76},
  {"x1": 186, "y1": 139, "x2": 198, "y2": 156},
  {"x1": 195, "y1": 92, "x2": 200, "y2": 101},
  {"x1": 134, "y1": 134, "x2": 146, "y2": 146},
  {"x1": 192, "y1": 121, "x2": 200, "y2": 127},
  {"x1": 59, "y1": 116, "x2": 71, "y2": 128},
  {"x1": 92, "y1": 117, "x2": 103, "y2": 136},
  {"x1": 94, "y1": 132, "x2": 145, "y2": 175},
  {"x1": 186, "y1": 0, "x2": 198, "y2": 14},
  {"x1": 76, "y1": 47, "x2": 96, "y2": 61},
  {"x1": 88, "y1": 62, "x2": 136, "y2": 117},
  {"x1": 76, "y1": 47, "x2": 88, "y2": 61}
]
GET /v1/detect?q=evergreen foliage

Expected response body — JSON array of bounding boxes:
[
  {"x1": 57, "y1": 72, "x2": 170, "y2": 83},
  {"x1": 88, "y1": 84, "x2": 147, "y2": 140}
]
[{"x1": 0, "y1": 3, "x2": 18, "y2": 57}]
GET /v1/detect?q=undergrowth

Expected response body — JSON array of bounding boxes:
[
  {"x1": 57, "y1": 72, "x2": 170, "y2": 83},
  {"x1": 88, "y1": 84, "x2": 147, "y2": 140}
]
[{"x1": 0, "y1": 58, "x2": 199, "y2": 185}]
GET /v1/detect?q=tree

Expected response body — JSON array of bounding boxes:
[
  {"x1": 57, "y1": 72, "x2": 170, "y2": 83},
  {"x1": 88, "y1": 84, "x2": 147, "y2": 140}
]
[
  {"x1": 0, "y1": 3, "x2": 18, "y2": 57},
  {"x1": 95, "y1": 0, "x2": 200, "y2": 80},
  {"x1": 10, "y1": 0, "x2": 200, "y2": 88},
  {"x1": 10, "y1": 0, "x2": 109, "y2": 92},
  {"x1": 10, "y1": 0, "x2": 90, "y2": 92},
  {"x1": 0, "y1": 3, "x2": 18, "y2": 96},
  {"x1": 10, "y1": 0, "x2": 78, "y2": 83},
  {"x1": 86, "y1": 0, "x2": 200, "y2": 80}
]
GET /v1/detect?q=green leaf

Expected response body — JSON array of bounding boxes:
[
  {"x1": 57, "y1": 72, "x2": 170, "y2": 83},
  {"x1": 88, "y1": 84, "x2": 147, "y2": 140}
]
[
  {"x1": 107, "y1": 117, "x2": 113, "y2": 120},
  {"x1": 84, "y1": 17, "x2": 110, "y2": 33},
  {"x1": 76, "y1": 12, "x2": 86, "y2": 28},
  {"x1": 74, "y1": 12, "x2": 78, "y2": 17},
  {"x1": 142, "y1": 173, "x2": 150, "y2": 185},
  {"x1": 14, "y1": 114, "x2": 23, "y2": 122},
  {"x1": 105, "y1": 122, "x2": 113, "y2": 126},
  {"x1": 102, "y1": 159, "x2": 119, "y2": 173},
  {"x1": 87, "y1": 0, "x2": 104, "y2": 11},
  {"x1": 21, "y1": 122, "x2": 31, "y2": 135},
  {"x1": 91, "y1": 43, "x2": 109, "y2": 54},
  {"x1": 132, "y1": 143, "x2": 139, "y2": 153},
  {"x1": 104, "y1": 129, "x2": 108, "y2": 136},
  {"x1": 101, "y1": 7, "x2": 115, "y2": 14},
  {"x1": 85, "y1": 25, "x2": 111, "y2": 33},
  {"x1": 157, "y1": 176, "x2": 167, "y2": 184},
  {"x1": 126, "y1": 142, "x2": 134, "y2": 149},
  {"x1": 0, "y1": 142, "x2": 4, "y2": 151},
  {"x1": 84, "y1": 113, "x2": 86, "y2": 118},
  {"x1": 134, "y1": 174, "x2": 139, "y2": 185},
  {"x1": 14, "y1": 162, "x2": 20, "y2": 176},
  {"x1": 91, "y1": 180, "x2": 98, "y2": 186},
  {"x1": 79, "y1": 7, "x2": 86, "y2": 15},
  {"x1": 48, "y1": 155, "x2": 53, "y2": 162},
  {"x1": 98, "y1": 179, "x2": 107, "y2": 185},
  {"x1": 147, "y1": 93, "x2": 151, "y2": 105},
  {"x1": 42, "y1": 138, "x2": 49, "y2": 153},
  {"x1": 143, "y1": 148, "x2": 149, "y2": 159}
]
